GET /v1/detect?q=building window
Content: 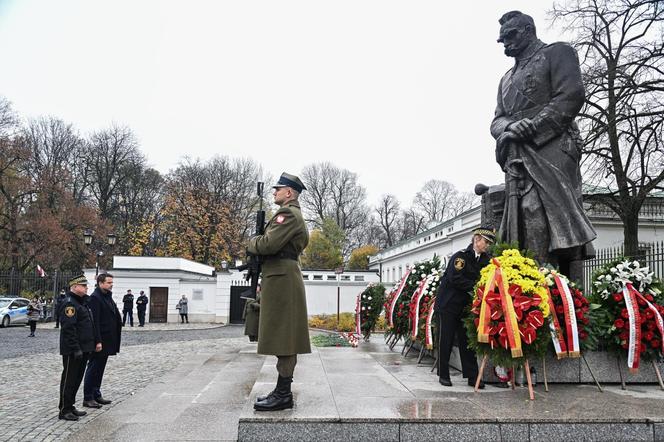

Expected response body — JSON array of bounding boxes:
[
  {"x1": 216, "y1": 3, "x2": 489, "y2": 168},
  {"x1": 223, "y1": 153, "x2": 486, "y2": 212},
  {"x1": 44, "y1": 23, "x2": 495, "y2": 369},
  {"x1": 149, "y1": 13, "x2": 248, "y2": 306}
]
[
  {"x1": 313, "y1": 275, "x2": 323, "y2": 281},
  {"x1": 399, "y1": 266, "x2": 402, "y2": 279},
  {"x1": 302, "y1": 274, "x2": 309, "y2": 280},
  {"x1": 354, "y1": 276, "x2": 364, "y2": 282},
  {"x1": 192, "y1": 289, "x2": 203, "y2": 301},
  {"x1": 327, "y1": 275, "x2": 337, "y2": 281},
  {"x1": 341, "y1": 275, "x2": 351, "y2": 281}
]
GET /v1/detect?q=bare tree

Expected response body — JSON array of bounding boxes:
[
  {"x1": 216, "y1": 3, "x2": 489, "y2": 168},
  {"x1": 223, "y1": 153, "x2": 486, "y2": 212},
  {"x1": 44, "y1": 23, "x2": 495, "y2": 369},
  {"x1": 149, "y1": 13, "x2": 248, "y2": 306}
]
[
  {"x1": 21, "y1": 117, "x2": 83, "y2": 210},
  {"x1": 399, "y1": 207, "x2": 426, "y2": 240},
  {"x1": 551, "y1": 0, "x2": 664, "y2": 256},
  {"x1": 86, "y1": 125, "x2": 145, "y2": 219},
  {"x1": 375, "y1": 194, "x2": 401, "y2": 247},
  {"x1": 300, "y1": 162, "x2": 369, "y2": 255}
]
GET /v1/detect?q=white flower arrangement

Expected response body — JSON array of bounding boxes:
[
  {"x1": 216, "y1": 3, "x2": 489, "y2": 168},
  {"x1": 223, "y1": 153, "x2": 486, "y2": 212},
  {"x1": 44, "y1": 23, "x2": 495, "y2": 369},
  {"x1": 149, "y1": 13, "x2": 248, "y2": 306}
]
[{"x1": 594, "y1": 260, "x2": 654, "y2": 299}]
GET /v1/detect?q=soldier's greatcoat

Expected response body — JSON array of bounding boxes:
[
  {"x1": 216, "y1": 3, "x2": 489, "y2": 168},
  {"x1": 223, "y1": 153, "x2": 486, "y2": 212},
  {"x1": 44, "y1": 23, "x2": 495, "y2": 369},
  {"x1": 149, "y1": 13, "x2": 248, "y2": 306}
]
[
  {"x1": 491, "y1": 39, "x2": 596, "y2": 255},
  {"x1": 247, "y1": 200, "x2": 310, "y2": 356}
]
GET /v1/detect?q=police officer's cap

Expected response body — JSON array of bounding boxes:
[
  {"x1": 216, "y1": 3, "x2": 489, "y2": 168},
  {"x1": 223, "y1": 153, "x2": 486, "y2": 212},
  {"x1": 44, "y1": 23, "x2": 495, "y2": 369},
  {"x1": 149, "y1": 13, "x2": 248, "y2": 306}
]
[
  {"x1": 473, "y1": 227, "x2": 496, "y2": 244},
  {"x1": 273, "y1": 172, "x2": 306, "y2": 193},
  {"x1": 68, "y1": 274, "x2": 89, "y2": 287}
]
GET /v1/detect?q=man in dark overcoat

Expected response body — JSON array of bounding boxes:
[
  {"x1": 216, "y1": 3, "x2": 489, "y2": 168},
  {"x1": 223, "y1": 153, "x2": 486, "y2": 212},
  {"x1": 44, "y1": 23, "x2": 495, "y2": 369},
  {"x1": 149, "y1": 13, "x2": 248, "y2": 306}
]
[
  {"x1": 58, "y1": 274, "x2": 101, "y2": 421},
  {"x1": 435, "y1": 228, "x2": 495, "y2": 388},
  {"x1": 247, "y1": 172, "x2": 310, "y2": 411},
  {"x1": 83, "y1": 272, "x2": 122, "y2": 408},
  {"x1": 136, "y1": 290, "x2": 148, "y2": 327},
  {"x1": 491, "y1": 10, "x2": 596, "y2": 274}
]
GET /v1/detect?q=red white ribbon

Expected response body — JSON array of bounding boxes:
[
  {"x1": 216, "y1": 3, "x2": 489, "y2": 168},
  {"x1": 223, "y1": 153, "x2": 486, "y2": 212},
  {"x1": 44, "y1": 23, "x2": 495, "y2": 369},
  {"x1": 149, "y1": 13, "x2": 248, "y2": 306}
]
[
  {"x1": 546, "y1": 288, "x2": 568, "y2": 359},
  {"x1": 388, "y1": 269, "x2": 411, "y2": 328},
  {"x1": 628, "y1": 283, "x2": 664, "y2": 355},
  {"x1": 425, "y1": 301, "x2": 436, "y2": 349},
  {"x1": 553, "y1": 273, "x2": 580, "y2": 357},
  {"x1": 354, "y1": 292, "x2": 362, "y2": 336},
  {"x1": 411, "y1": 276, "x2": 433, "y2": 339},
  {"x1": 622, "y1": 285, "x2": 641, "y2": 372}
]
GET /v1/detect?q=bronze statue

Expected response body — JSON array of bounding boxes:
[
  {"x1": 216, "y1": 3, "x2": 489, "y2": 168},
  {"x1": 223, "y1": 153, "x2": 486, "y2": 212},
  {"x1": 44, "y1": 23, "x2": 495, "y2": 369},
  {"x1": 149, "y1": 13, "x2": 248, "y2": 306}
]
[{"x1": 490, "y1": 11, "x2": 596, "y2": 277}]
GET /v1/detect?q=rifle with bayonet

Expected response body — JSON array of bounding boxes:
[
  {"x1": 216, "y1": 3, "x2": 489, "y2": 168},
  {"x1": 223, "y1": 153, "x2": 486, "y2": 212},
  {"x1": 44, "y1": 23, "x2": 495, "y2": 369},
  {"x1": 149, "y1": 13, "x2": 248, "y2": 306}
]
[{"x1": 237, "y1": 182, "x2": 265, "y2": 299}]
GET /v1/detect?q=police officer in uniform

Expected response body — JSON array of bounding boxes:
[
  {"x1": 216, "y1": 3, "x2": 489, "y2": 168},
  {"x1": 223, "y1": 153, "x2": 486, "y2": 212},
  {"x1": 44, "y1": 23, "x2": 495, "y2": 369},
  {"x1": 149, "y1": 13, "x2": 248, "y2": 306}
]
[
  {"x1": 248, "y1": 172, "x2": 310, "y2": 411},
  {"x1": 122, "y1": 289, "x2": 134, "y2": 327},
  {"x1": 435, "y1": 227, "x2": 495, "y2": 388},
  {"x1": 58, "y1": 274, "x2": 101, "y2": 421},
  {"x1": 136, "y1": 290, "x2": 148, "y2": 327}
]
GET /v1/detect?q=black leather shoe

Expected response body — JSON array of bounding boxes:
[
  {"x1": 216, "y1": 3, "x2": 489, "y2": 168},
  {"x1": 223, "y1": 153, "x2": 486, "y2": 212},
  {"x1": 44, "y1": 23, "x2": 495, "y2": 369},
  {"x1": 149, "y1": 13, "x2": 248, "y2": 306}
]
[
  {"x1": 59, "y1": 412, "x2": 79, "y2": 421},
  {"x1": 83, "y1": 400, "x2": 102, "y2": 408},
  {"x1": 438, "y1": 378, "x2": 453, "y2": 386},
  {"x1": 95, "y1": 397, "x2": 112, "y2": 405},
  {"x1": 468, "y1": 378, "x2": 485, "y2": 389},
  {"x1": 71, "y1": 408, "x2": 87, "y2": 417},
  {"x1": 494, "y1": 382, "x2": 509, "y2": 388},
  {"x1": 254, "y1": 376, "x2": 294, "y2": 411}
]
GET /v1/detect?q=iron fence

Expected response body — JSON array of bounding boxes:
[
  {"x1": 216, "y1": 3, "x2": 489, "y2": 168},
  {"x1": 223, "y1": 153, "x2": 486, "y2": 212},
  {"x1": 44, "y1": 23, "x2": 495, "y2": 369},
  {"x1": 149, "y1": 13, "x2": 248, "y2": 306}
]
[
  {"x1": 582, "y1": 241, "x2": 664, "y2": 292},
  {"x1": 0, "y1": 269, "x2": 80, "y2": 299}
]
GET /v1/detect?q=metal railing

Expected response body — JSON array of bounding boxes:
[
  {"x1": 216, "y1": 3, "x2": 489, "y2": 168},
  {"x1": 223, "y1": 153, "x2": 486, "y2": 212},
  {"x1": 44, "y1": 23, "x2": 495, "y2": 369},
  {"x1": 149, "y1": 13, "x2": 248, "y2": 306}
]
[
  {"x1": 0, "y1": 269, "x2": 80, "y2": 298},
  {"x1": 582, "y1": 241, "x2": 664, "y2": 292}
]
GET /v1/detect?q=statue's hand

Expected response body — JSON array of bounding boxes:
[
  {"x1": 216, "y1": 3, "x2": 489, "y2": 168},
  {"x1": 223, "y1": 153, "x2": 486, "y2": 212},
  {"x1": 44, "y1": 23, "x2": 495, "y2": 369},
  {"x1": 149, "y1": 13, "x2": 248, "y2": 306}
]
[
  {"x1": 507, "y1": 118, "x2": 536, "y2": 140},
  {"x1": 495, "y1": 132, "x2": 516, "y2": 170}
]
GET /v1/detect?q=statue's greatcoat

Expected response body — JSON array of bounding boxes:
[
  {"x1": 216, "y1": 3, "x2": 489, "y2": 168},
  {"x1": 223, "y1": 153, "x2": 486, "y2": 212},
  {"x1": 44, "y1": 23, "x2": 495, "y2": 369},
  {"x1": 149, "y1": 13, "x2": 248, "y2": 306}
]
[{"x1": 491, "y1": 39, "x2": 596, "y2": 256}]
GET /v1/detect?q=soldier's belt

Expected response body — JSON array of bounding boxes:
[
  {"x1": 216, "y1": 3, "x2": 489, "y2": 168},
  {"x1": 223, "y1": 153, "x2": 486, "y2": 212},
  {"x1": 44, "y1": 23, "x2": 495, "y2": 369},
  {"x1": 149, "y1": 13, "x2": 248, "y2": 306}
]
[{"x1": 263, "y1": 251, "x2": 299, "y2": 261}]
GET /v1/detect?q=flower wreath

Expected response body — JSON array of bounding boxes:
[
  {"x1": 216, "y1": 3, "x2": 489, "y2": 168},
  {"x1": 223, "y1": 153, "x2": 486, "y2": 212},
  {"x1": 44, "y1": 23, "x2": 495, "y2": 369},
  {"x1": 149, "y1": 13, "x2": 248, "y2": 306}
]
[
  {"x1": 465, "y1": 249, "x2": 551, "y2": 367},
  {"x1": 590, "y1": 259, "x2": 664, "y2": 371}
]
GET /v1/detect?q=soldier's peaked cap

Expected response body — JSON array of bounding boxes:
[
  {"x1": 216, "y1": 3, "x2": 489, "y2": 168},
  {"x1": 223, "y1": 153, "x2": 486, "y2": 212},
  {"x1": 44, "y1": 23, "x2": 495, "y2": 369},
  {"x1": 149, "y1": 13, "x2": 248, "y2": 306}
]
[
  {"x1": 473, "y1": 226, "x2": 496, "y2": 243},
  {"x1": 273, "y1": 172, "x2": 306, "y2": 193},
  {"x1": 68, "y1": 274, "x2": 89, "y2": 286}
]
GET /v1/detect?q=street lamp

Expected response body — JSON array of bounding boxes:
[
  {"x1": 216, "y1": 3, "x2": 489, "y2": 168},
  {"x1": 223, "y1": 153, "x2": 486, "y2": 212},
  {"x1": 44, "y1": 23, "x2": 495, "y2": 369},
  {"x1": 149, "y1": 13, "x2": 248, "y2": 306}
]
[{"x1": 83, "y1": 229, "x2": 117, "y2": 276}]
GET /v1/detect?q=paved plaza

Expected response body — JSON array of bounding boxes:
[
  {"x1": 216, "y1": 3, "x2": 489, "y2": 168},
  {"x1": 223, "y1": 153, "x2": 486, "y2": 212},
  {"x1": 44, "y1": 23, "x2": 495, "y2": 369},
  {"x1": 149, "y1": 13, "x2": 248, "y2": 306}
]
[{"x1": 4, "y1": 324, "x2": 664, "y2": 441}]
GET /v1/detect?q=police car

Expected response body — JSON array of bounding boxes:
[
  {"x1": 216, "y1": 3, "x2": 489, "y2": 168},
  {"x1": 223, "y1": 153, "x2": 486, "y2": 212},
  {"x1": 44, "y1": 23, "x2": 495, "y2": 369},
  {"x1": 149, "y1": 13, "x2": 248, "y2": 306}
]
[{"x1": 0, "y1": 297, "x2": 30, "y2": 327}]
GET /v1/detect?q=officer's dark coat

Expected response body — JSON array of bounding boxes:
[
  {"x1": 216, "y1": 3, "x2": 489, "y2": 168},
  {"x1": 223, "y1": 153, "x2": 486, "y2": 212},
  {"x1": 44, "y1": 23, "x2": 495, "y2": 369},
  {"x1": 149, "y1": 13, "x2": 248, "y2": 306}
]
[
  {"x1": 247, "y1": 200, "x2": 310, "y2": 355},
  {"x1": 435, "y1": 244, "x2": 490, "y2": 312},
  {"x1": 88, "y1": 287, "x2": 122, "y2": 355},
  {"x1": 490, "y1": 39, "x2": 596, "y2": 252},
  {"x1": 136, "y1": 294, "x2": 148, "y2": 312},
  {"x1": 59, "y1": 292, "x2": 100, "y2": 355}
]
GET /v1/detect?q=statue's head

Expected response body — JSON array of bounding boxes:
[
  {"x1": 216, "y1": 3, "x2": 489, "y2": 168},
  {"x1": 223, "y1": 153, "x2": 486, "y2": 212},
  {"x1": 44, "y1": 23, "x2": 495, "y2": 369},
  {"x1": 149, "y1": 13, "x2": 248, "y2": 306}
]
[{"x1": 497, "y1": 11, "x2": 537, "y2": 57}]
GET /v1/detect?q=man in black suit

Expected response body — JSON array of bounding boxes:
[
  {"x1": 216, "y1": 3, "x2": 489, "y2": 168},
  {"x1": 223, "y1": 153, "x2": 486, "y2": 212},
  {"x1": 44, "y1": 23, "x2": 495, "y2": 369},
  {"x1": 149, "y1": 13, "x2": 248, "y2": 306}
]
[
  {"x1": 83, "y1": 273, "x2": 122, "y2": 408},
  {"x1": 435, "y1": 227, "x2": 495, "y2": 388}
]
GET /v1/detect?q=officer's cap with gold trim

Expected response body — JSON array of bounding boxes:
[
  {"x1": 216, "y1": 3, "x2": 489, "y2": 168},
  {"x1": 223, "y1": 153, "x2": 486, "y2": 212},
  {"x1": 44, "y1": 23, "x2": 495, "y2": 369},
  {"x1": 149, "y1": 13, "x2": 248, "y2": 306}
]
[
  {"x1": 68, "y1": 274, "x2": 89, "y2": 287},
  {"x1": 273, "y1": 172, "x2": 306, "y2": 193},
  {"x1": 473, "y1": 226, "x2": 496, "y2": 244}
]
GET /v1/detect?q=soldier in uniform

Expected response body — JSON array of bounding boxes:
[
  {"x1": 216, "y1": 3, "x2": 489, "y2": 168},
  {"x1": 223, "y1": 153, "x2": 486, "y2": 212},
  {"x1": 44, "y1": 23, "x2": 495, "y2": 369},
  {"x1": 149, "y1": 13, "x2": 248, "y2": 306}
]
[
  {"x1": 58, "y1": 274, "x2": 101, "y2": 421},
  {"x1": 248, "y1": 172, "x2": 310, "y2": 411},
  {"x1": 136, "y1": 290, "x2": 148, "y2": 327},
  {"x1": 434, "y1": 227, "x2": 495, "y2": 388}
]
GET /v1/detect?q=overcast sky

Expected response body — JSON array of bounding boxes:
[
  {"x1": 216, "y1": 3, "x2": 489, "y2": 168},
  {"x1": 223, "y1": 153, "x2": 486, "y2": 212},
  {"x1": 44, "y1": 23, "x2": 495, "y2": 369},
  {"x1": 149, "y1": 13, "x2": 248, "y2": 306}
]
[{"x1": 0, "y1": 0, "x2": 567, "y2": 205}]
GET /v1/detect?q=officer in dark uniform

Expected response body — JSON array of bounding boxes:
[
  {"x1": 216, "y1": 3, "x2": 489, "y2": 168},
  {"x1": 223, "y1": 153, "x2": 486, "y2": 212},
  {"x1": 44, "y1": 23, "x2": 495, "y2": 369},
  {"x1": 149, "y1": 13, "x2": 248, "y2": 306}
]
[
  {"x1": 58, "y1": 274, "x2": 101, "y2": 421},
  {"x1": 122, "y1": 289, "x2": 134, "y2": 327},
  {"x1": 435, "y1": 227, "x2": 495, "y2": 388},
  {"x1": 136, "y1": 290, "x2": 148, "y2": 327}
]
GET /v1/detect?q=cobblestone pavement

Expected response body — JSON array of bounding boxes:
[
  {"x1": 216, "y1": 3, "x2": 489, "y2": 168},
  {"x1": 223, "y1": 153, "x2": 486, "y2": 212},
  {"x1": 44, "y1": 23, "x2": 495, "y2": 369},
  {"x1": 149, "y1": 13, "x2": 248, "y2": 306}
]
[
  {"x1": 0, "y1": 322, "x2": 241, "y2": 360},
  {"x1": 0, "y1": 324, "x2": 246, "y2": 441}
]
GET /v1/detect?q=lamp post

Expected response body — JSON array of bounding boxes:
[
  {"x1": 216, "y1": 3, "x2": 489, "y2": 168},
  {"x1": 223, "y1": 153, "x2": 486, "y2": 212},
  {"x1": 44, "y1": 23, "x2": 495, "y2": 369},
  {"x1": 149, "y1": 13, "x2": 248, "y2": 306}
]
[{"x1": 84, "y1": 229, "x2": 117, "y2": 276}]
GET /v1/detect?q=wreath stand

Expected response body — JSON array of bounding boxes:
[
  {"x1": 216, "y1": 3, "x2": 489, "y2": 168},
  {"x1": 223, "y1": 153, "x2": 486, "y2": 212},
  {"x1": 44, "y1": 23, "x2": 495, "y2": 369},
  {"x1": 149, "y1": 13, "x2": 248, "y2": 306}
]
[
  {"x1": 475, "y1": 354, "x2": 536, "y2": 400},
  {"x1": 615, "y1": 356, "x2": 664, "y2": 391},
  {"x1": 539, "y1": 354, "x2": 603, "y2": 393}
]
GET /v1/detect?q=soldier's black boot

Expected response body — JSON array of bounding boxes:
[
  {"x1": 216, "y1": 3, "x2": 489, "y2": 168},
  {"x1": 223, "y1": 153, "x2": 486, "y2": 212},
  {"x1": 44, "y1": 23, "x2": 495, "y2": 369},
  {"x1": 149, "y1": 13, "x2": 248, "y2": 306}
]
[
  {"x1": 254, "y1": 376, "x2": 293, "y2": 411},
  {"x1": 256, "y1": 376, "x2": 279, "y2": 402}
]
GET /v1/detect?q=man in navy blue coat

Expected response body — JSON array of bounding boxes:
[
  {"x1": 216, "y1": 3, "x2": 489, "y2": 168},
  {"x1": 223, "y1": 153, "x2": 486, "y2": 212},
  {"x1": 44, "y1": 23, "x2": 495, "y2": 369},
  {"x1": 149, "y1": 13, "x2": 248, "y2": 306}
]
[{"x1": 83, "y1": 273, "x2": 122, "y2": 408}]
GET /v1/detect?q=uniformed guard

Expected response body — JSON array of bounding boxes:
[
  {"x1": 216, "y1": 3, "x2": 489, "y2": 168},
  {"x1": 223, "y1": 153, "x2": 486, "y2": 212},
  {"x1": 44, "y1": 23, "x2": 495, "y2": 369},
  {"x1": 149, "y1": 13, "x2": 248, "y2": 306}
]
[
  {"x1": 122, "y1": 289, "x2": 134, "y2": 327},
  {"x1": 58, "y1": 274, "x2": 101, "y2": 421},
  {"x1": 434, "y1": 227, "x2": 495, "y2": 388},
  {"x1": 136, "y1": 290, "x2": 148, "y2": 327},
  {"x1": 248, "y1": 172, "x2": 310, "y2": 411}
]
